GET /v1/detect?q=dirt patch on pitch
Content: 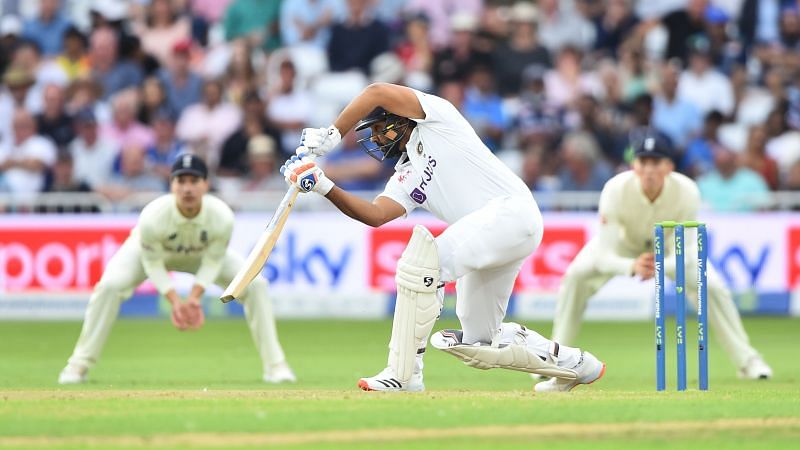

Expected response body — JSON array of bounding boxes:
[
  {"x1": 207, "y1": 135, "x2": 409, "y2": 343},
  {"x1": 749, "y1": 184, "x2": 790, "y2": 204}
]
[{"x1": 1, "y1": 417, "x2": 798, "y2": 448}]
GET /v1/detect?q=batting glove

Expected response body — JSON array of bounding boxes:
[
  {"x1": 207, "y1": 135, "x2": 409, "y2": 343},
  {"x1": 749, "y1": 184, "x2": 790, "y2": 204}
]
[
  {"x1": 300, "y1": 125, "x2": 341, "y2": 157},
  {"x1": 280, "y1": 153, "x2": 335, "y2": 195}
]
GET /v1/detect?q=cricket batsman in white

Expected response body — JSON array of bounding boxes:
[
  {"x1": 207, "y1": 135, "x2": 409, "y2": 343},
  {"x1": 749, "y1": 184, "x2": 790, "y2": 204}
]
[
  {"x1": 538, "y1": 129, "x2": 772, "y2": 390},
  {"x1": 58, "y1": 154, "x2": 295, "y2": 384},
  {"x1": 281, "y1": 83, "x2": 605, "y2": 392}
]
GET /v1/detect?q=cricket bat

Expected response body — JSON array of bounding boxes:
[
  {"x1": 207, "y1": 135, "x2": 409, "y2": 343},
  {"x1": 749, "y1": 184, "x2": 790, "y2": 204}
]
[{"x1": 220, "y1": 187, "x2": 300, "y2": 303}]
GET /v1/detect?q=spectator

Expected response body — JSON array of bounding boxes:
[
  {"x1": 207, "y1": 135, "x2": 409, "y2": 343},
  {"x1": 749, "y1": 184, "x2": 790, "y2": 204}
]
[
  {"x1": 461, "y1": 65, "x2": 506, "y2": 152},
  {"x1": 698, "y1": 144, "x2": 770, "y2": 211},
  {"x1": 327, "y1": 0, "x2": 390, "y2": 74},
  {"x1": 677, "y1": 36, "x2": 735, "y2": 117},
  {"x1": 36, "y1": 84, "x2": 74, "y2": 149},
  {"x1": 22, "y1": 0, "x2": 71, "y2": 56},
  {"x1": 592, "y1": 0, "x2": 639, "y2": 59},
  {"x1": 431, "y1": 12, "x2": 490, "y2": 85},
  {"x1": 544, "y1": 46, "x2": 604, "y2": 109},
  {"x1": 556, "y1": 131, "x2": 613, "y2": 191},
  {"x1": 0, "y1": 66, "x2": 37, "y2": 142},
  {"x1": 133, "y1": 0, "x2": 191, "y2": 67},
  {"x1": 652, "y1": 61, "x2": 702, "y2": 149},
  {"x1": 101, "y1": 89, "x2": 155, "y2": 154},
  {"x1": 218, "y1": 90, "x2": 283, "y2": 177},
  {"x1": 0, "y1": 109, "x2": 57, "y2": 195},
  {"x1": 138, "y1": 77, "x2": 169, "y2": 125},
  {"x1": 681, "y1": 110, "x2": 724, "y2": 177},
  {"x1": 97, "y1": 146, "x2": 165, "y2": 201},
  {"x1": 740, "y1": 124, "x2": 780, "y2": 190},
  {"x1": 662, "y1": 0, "x2": 708, "y2": 64},
  {"x1": 240, "y1": 134, "x2": 285, "y2": 191},
  {"x1": 158, "y1": 39, "x2": 203, "y2": 115},
  {"x1": 223, "y1": 0, "x2": 282, "y2": 50},
  {"x1": 68, "y1": 108, "x2": 117, "y2": 190},
  {"x1": 266, "y1": 59, "x2": 313, "y2": 157},
  {"x1": 574, "y1": 94, "x2": 625, "y2": 165},
  {"x1": 516, "y1": 64, "x2": 562, "y2": 146},
  {"x1": 55, "y1": 26, "x2": 91, "y2": 82},
  {"x1": 8, "y1": 40, "x2": 68, "y2": 111},
  {"x1": 785, "y1": 159, "x2": 800, "y2": 190},
  {"x1": 190, "y1": 1, "x2": 233, "y2": 45},
  {"x1": 616, "y1": 40, "x2": 653, "y2": 103},
  {"x1": 738, "y1": 0, "x2": 782, "y2": 48},
  {"x1": 730, "y1": 64, "x2": 775, "y2": 127},
  {"x1": 43, "y1": 150, "x2": 92, "y2": 193},
  {"x1": 280, "y1": 0, "x2": 341, "y2": 48},
  {"x1": 89, "y1": 27, "x2": 144, "y2": 100},
  {"x1": 321, "y1": 125, "x2": 389, "y2": 191},
  {"x1": 0, "y1": 16, "x2": 23, "y2": 76},
  {"x1": 64, "y1": 78, "x2": 111, "y2": 125},
  {"x1": 224, "y1": 39, "x2": 259, "y2": 105},
  {"x1": 492, "y1": 2, "x2": 551, "y2": 98},
  {"x1": 703, "y1": 5, "x2": 743, "y2": 74},
  {"x1": 764, "y1": 105, "x2": 800, "y2": 181},
  {"x1": 395, "y1": 13, "x2": 434, "y2": 86},
  {"x1": 145, "y1": 107, "x2": 185, "y2": 182},
  {"x1": 176, "y1": 79, "x2": 241, "y2": 168},
  {"x1": 537, "y1": 0, "x2": 597, "y2": 53},
  {"x1": 404, "y1": 0, "x2": 482, "y2": 50}
]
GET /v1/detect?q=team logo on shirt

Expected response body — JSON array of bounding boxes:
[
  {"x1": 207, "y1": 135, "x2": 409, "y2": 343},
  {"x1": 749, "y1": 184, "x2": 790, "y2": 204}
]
[{"x1": 416, "y1": 142, "x2": 423, "y2": 155}]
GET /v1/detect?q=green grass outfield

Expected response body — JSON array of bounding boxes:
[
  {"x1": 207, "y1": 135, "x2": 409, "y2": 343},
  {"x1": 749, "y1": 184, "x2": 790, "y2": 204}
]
[{"x1": 1, "y1": 318, "x2": 798, "y2": 449}]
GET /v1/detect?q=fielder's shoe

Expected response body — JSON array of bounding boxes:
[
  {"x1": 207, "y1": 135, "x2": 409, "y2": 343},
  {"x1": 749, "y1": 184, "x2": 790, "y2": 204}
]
[
  {"x1": 263, "y1": 361, "x2": 297, "y2": 384},
  {"x1": 58, "y1": 364, "x2": 88, "y2": 385},
  {"x1": 738, "y1": 356, "x2": 772, "y2": 380},
  {"x1": 533, "y1": 351, "x2": 606, "y2": 393},
  {"x1": 358, "y1": 367, "x2": 424, "y2": 392}
]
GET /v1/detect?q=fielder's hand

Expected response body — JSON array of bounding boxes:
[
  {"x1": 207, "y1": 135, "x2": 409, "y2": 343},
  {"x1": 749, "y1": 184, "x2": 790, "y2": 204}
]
[
  {"x1": 281, "y1": 152, "x2": 335, "y2": 195},
  {"x1": 300, "y1": 125, "x2": 341, "y2": 156},
  {"x1": 171, "y1": 299, "x2": 205, "y2": 331},
  {"x1": 633, "y1": 252, "x2": 655, "y2": 280}
]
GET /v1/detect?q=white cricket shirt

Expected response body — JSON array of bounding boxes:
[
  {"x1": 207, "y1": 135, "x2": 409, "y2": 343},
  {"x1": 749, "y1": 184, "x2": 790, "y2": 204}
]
[
  {"x1": 379, "y1": 89, "x2": 532, "y2": 224},
  {"x1": 594, "y1": 170, "x2": 701, "y2": 276},
  {"x1": 130, "y1": 194, "x2": 234, "y2": 294}
]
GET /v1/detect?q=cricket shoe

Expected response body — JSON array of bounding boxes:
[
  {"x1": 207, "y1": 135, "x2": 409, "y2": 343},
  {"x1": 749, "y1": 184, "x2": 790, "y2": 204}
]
[
  {"x1": 533, "y1": 351, "x2": 606, "y2": 392},
  {"x1": 58, "y1": 364, "x2": 88, "y2": 385},
  {"x1": 358, "y1": 367, "x2": 424, "y2": 392},
  {"x1": 738, "y1": 356, "x2": 772, "y2": 380},
  {"x1": 263, "y1": 361, "x2": 297, "y2": 383}
]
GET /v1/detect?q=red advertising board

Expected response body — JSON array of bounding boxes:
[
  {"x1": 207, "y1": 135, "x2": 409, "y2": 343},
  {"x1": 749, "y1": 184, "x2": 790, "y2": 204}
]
[
  {"x1": 788, "y1": 227, "x2": 800, "y2": 289},
  {"x1": 0, "y1": 226, "x2": 131, "y2": 291}
]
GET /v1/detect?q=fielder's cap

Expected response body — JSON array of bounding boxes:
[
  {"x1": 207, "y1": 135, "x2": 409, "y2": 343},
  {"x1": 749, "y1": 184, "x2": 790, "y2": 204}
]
[
  {"x1": 0, "y1": 15, "x2": 22, "y2": 36},
  {"x1": 171, "y1": 153, "x2": 208, "y2": 178},
  {"x1": 74, "y1": 108, "x2": 97, "y2": 124},
  {"x1": 629, "y1": 128, "x2": 674, "y2": 160}
]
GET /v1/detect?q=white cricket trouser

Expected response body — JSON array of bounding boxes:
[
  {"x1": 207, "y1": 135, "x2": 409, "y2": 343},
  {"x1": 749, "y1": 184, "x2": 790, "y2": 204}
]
[
  {"x1": 552, "y1": 238, "x2": 760, "y2": 369},
  {"x1": 436, "y1": 196, "x2": 544, "y2": 345},
  {"x1": 67, "y1": 239, "x2": 287, "y2": 373}
]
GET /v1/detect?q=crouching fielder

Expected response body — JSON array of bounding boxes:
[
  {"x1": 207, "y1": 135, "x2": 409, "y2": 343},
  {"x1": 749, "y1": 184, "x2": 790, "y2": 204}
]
[
  {"x1": 58, "y1": 154, "x2": 294, "y2": 384},
  {"x1": 546, "y1": 130, "x2": 771, "y2": 387},
  {"x1": 282, "y1": 83, "x2": 605, "y2": 392}
]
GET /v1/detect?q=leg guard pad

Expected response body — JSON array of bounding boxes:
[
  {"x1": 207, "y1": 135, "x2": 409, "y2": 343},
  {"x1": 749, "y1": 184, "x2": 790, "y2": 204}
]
[{"x1": 389, "y1": 225, "x2": 441, "y2": 383}]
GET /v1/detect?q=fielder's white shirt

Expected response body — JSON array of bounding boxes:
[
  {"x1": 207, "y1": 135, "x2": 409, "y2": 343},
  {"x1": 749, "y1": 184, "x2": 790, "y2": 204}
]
[
  {"x1": 595, "y1": 170, "x2": 700, "y2": 275},
  {"x1": 379, "y1": 89, "x2": 532, "y2": 224},
  {"x1": 130, "y1": 194, "x2": 234, "y2": 294}
]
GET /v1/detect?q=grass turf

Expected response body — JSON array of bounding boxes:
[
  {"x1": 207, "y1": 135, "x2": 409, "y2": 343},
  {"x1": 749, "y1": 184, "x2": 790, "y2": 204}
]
[{"x1": 0, "y1": 317, "x2": 798, "y2": 449}]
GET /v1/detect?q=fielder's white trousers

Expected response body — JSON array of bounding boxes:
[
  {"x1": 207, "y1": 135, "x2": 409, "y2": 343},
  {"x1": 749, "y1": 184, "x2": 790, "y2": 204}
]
[
  {"x1": 552, "y1": 238, "x2": 760, "y2": 369},
  {"x1": 435, "y1": 196, "x2": 544, "y2": 345},
  {"x1": 66, "y1": 238, "x2": 287, "y2": 373}
]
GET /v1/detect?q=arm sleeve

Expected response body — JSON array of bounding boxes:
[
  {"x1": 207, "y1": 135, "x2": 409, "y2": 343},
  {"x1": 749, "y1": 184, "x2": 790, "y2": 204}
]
[
  {"x1": 592, "y1": 182, "x2": 636, "y2": 276},
  {"x1": 377, "y1": 176, "x2": 417, "y2": 217},
  {"x1": 139, "y1": 220, "x2": 173, "y2": 295},
  {"x1": 194, "y1": 210, "x2": 233, "y2": 289}
]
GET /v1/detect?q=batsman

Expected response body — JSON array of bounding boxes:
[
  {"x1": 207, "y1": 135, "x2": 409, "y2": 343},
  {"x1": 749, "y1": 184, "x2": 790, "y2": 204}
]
[
  {"x1": 281, "y1": 83, "x2": 605, "y2": 392},
  {"x1": 59, "y1": 154, "x2": 294, "y2": 385},
  {"x1": 540, "y1": 129, "x2": 772, "y2": 390}
]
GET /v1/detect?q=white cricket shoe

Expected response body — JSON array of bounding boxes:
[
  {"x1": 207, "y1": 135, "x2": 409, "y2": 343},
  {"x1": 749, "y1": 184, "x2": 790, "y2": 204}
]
[
  {"x1": 738, "y1": 356, "x2": 773, "y2": 380},
  {"x1": 533, "y1": 351, "x2": 606, "y2": 392},
  {"x1": 358, "y1": 367, "x2": 424, "y2": 392},
  {"x1": 263, "y1": 361, "x2": 297, "y2": 384},
  {"x1": 58, "y1": 364, "x2": 88, "y2": 385}
]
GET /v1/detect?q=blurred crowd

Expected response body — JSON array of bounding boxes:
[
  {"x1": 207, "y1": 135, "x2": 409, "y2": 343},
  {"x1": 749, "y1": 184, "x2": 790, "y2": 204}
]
[{"x1": 1, "y1": 0, "x2": 800, "y2": 213}]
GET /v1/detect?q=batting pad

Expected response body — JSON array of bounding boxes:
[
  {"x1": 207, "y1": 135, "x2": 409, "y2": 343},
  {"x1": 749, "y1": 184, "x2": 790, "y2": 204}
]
[
  {"x1": 390, "y1": 225, "x2": 441, "y2": 383},
  {"x1": 430, "y1": 331, "x2": 578, "y2": 380}
]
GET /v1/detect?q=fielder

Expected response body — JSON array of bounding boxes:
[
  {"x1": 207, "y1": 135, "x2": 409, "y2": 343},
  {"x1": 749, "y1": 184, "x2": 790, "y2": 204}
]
[
  {"x1": 540, "y1": 130, "x2": 772, "y2": 390},
  {"x1": 281, "y1": 82, "x2": 605, "y2": 392},
  {"x1": 58, "y1": 154, "x2": 295, "y2": 384}
]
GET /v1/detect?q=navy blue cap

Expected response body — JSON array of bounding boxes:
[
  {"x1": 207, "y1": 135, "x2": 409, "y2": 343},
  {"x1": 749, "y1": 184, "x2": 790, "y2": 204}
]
[
  {"x1": 628, "y1": 128, "x2": 674, "y2": 160},
  {"x1": 171, "y1": 153, "x2": 208, "y2": 179},
  {"x1": 74, "y1": 108, "x2": 96, "y2": 124}
]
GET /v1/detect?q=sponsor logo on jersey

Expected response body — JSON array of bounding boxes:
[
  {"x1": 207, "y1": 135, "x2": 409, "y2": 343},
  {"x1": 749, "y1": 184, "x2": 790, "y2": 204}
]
[{"x1": 409, "y1": 155, "x2": 437, "y2": 204}]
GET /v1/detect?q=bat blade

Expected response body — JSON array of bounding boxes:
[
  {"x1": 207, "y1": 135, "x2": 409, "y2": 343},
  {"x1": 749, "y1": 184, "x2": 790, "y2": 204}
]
[{"x1": 220, "y1": 188, "x2": 300, "y2": 303}]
